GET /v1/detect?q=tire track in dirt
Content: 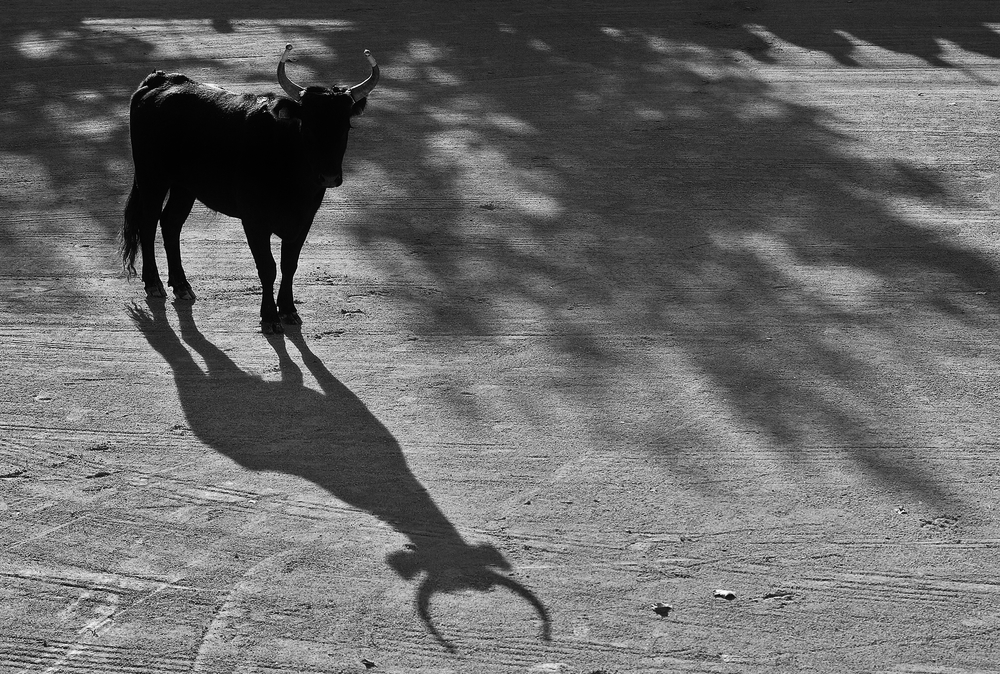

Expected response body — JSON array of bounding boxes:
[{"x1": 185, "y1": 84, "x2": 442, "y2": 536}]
[
  {"x1": 1, "y1": 636, "x2": 191, "y2": 674},
  {"x1": 0, "y1": 424, "x2": 194, "y2": 453},
  {"x1": 3, "y1": 588, "x2": 188, "y2": 674},
  {"x1": 2, "y1": 542, "x2": 227, "y2": 673},
  {"x1": 366, "y1": 618, "x2": 648, "y2": 672},
  {"x1": 835, "y1": 539, "x2": 1000, "y2": 550},
  {"x1": 3, "y1": 335, "x2": 136, "y2": 355},
  {"x1": 794, "y1": 569, "x2": 1000, "y2": 603},
  {"x1": 2, "y1": 456, "x2": 387, "y2": 531},
  {"x1": 122, "y1": 469, "x2": 393, "y2": 526},
  {"x1": 704, "y1": 561, "x2": 1000, "y2": 634},
  {"x1": 494, "y1": 527, "x2": 631, "y2": 554},
  {"x1": 0, "y1": 561, "x2": 207, "y2": 600}
]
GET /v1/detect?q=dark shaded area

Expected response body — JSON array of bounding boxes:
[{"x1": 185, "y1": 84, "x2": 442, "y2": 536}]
[
  {"x1": 683, "y1": 0, "x2": 1000, "y2": 66},
  {"x1": 127, "y1": 301, "x2": 550, "y2": 650},
  {"x1": 2, "y1": 0, "x2": 998, "y2": 263},
  {"x1": 3, "y1": 1, "x2": 999, "y2": 523},
  {"x1": 324, "y1": 2, "x2": 1000, "y2": 508}
]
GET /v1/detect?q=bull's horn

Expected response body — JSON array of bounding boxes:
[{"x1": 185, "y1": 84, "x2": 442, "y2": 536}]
[
  {"x1": 277, "y1": 44, "x2": 305, "y2": 101},
  {"x1": 348, "y1": 49, "x2": 380, "y2": 102}
]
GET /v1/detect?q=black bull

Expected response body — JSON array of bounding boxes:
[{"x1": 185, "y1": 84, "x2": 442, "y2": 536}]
[{"x1": 121, "y1": 46, "x2": 378, "y2": 333}]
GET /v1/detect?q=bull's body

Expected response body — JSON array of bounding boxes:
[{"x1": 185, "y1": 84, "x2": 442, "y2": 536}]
[
  {"x1": 131, "y1": 75, "x2": 328, "y2": 229},
  {"x1": 122, "y1": 47, "x2": 376, "y2": 333}
]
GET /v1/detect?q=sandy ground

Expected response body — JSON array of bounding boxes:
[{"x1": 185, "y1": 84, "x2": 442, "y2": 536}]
[{"x1": 3, "y1": 1, "x2": 1000, "y2": 672}]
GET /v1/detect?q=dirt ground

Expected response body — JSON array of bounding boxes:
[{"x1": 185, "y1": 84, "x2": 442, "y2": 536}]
[{"x1": 3, "y1": 1, "x2": 1000, "y2": 672}]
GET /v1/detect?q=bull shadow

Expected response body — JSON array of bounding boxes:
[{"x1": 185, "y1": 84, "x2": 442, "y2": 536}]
[{"x1": 127, "y1": 300, "x2": 549, "y2": 651}]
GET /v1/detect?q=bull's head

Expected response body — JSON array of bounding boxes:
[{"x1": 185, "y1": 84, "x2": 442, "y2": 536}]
[{"x1": 275, "y1": 44, "x2": 379, "y2": 188}]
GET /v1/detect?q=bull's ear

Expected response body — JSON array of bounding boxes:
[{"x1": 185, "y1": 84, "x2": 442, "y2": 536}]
[
  {"x1": 351, "y1": 97, "x2": 368, "y2": 117},
  {"x1": 271, "y1": 98, "x2": 301, "y2": 125}
]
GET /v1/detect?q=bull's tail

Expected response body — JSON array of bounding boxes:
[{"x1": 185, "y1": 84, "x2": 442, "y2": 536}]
[
  {"x1": 120, "y1": 180, "x2": 144, "y2": 278},
  {"x1": 122, "y1": 71, "x2": 177, "y2": 279}
]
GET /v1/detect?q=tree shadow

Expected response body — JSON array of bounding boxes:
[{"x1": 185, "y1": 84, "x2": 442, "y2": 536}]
[
  {"x1": 326, "y1": 4, "x2": 1000, "y2": 508},
  {"x1": 683, "y1": 0, "x2": 1000, "y2": 67},
  {"x1": 3, "y1": 0, "x2": 999, "y2": 514},
  {"x1": 126, "y1": 300, "x2": 550, "y2": 651}
]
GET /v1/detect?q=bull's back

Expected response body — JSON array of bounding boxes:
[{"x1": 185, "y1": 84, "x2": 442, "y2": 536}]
[{"x1": 129, "y1": 74, "x2": 272, "y2": 216}]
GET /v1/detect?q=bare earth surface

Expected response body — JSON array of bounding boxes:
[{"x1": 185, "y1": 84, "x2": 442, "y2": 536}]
[{"x1": 3, "y1": 2, "x2": 1000, "y2": 672}]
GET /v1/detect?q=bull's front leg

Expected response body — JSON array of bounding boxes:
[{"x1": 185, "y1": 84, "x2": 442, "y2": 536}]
[
  {"x1": 242, "y1": 224, "x2": 282, "y2": 334},
  {"x1": 277, "y1": 232, "x2": 307, "y2": 327}
]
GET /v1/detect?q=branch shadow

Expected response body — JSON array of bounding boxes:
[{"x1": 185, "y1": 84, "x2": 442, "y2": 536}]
[
  {"x1": 3, "y1": 0, "x2": 999, "y2": 524},
  {"x1": 125, "y1": 300, "x2": 550, "y2": 651},
  {"x1": 687, "y1": 0, "x2": 1000, "y2": 67},
  {"x1": 328, "y1": 3, "x2": 1000, "y2": 509}
]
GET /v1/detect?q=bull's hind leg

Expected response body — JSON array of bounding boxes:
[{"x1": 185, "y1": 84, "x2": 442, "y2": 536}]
[
  {"x1": 160, "y1": 187, "x2": 197, "y2": 301},
  {"x1": 134, "y1": 182, "x2": 169, "y2": 298}
]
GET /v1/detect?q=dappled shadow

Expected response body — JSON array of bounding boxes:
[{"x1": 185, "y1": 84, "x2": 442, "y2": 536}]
[
  {"x1": 127, "y1": 301, "x2": 550, "y2": 650},
  {"x1": 0, "y1": 1, "x2": 376, "y2": 309},
  {"x1": 661, "y1": 0, "x2": 1000, "y2": 67},
  {"x1": 4, "y1": 1, "x2": 1000, "y2": 507},
  {"x1": 328, "y1": 3, "x2": 1000, "y2": 508}
]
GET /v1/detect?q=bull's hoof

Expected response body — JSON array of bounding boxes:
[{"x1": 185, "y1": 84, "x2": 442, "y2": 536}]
[
  {"x1": 260, "y1": 320, "x2": 284, "y2": 335},
  {"x1": 145, "y1": 282, "x2": 166, "y2": 299},
  {"x1": 172, "y1": 283, "x2": 196, "y2": 302},
  {"x1": 280, "y1": 311, "x2": 302, "y2": 326}
]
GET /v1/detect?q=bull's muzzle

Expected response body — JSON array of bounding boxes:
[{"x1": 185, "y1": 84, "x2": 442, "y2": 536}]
[{"x1": 320, "y1": 174, "x2": 343, "y2": 188}]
